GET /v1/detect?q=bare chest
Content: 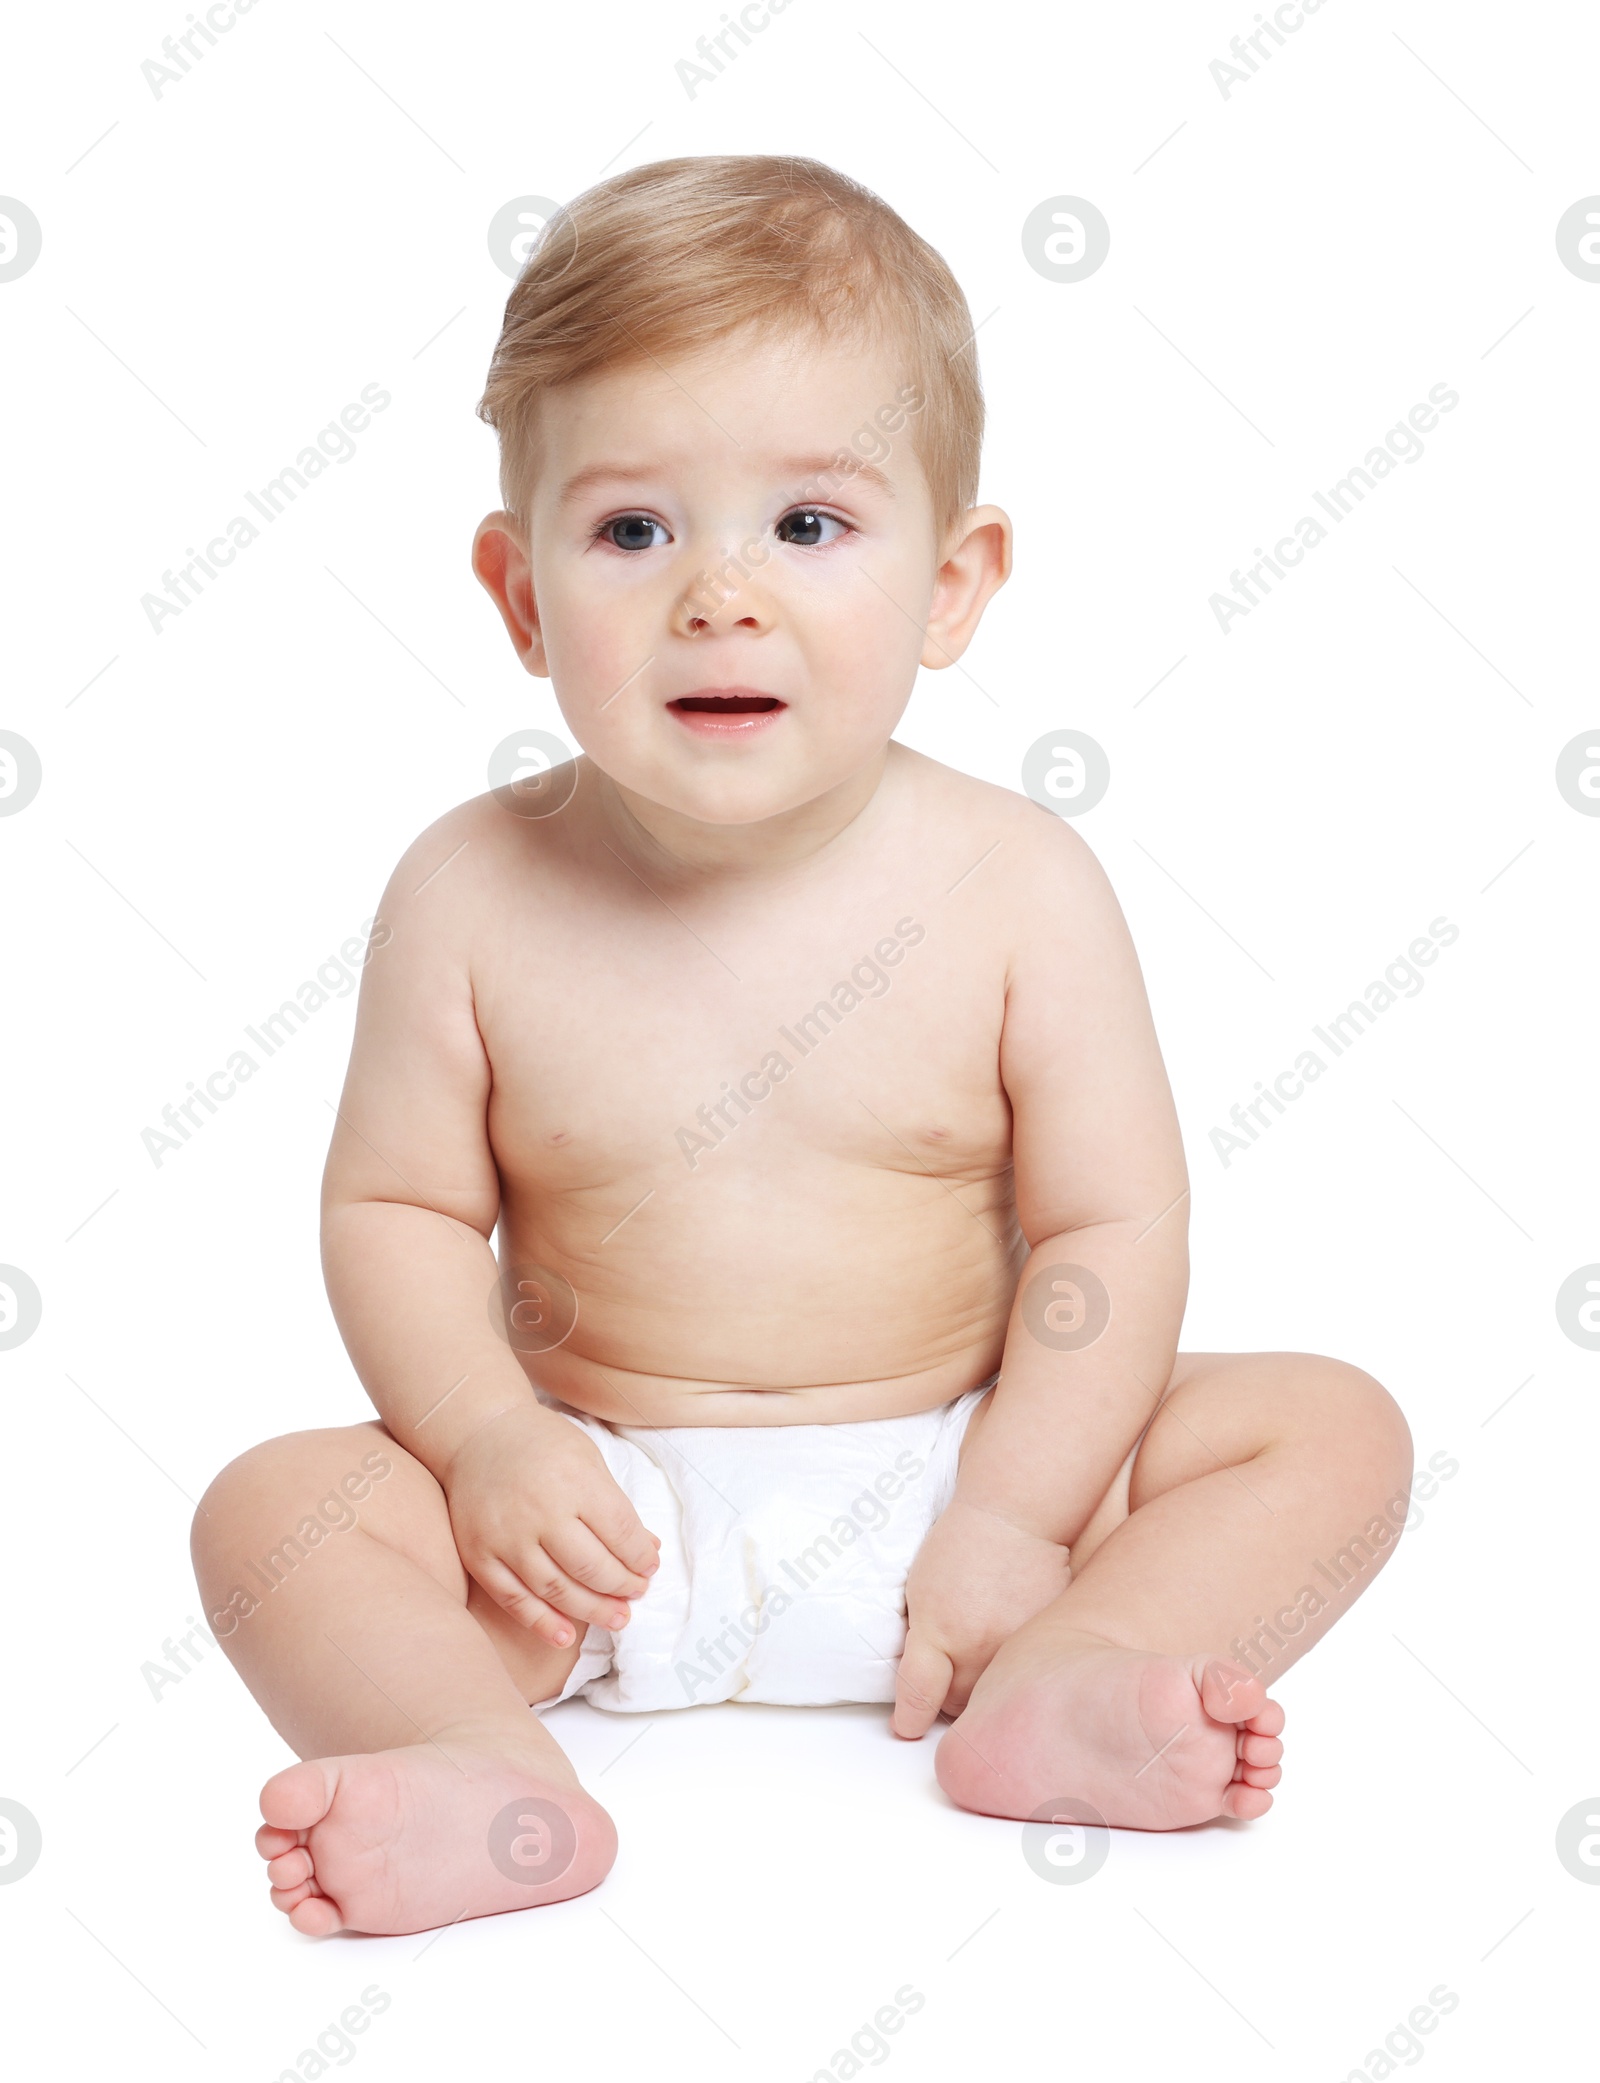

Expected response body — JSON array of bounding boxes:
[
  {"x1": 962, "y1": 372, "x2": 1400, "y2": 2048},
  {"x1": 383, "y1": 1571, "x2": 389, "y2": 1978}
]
[{"x1": 477, "y1": 884, "x2": 1013, "y2": 1203}]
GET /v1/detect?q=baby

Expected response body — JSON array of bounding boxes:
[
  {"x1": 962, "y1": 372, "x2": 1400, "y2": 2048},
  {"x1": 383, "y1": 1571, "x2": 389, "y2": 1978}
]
[{"x1": 193, "y1": 154, "x2": 1412, "y2": 1938}]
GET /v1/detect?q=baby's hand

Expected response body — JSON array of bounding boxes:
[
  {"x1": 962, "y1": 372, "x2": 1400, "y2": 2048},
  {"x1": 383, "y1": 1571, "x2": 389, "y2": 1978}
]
[
  {"x1": 443, "y1": 1402, "x2": 661, "y2": 1648},
  {"x1": 894, "y1": 1498, "x2": 1071, "y2": 1739}
]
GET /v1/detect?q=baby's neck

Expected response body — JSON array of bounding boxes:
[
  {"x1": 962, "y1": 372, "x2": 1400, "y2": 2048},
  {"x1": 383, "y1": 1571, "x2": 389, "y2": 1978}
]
[{"x1": 590, "y1": 743, "x2": 898, "y2": 884}]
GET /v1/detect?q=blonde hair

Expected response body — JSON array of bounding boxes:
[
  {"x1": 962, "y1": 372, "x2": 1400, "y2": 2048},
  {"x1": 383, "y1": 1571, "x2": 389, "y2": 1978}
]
[{"x1": 476, "y1": 154, "x2": 983, "y2": 543}]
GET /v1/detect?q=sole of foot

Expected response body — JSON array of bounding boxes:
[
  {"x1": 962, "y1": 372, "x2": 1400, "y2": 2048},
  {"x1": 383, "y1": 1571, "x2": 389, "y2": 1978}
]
[
  {"x1": 937, "y1": 1642, "x2": 1285, "y2": 1830},
  {"x1": 255, "y1": 1735, "x2": 617, "y2": 1936}
]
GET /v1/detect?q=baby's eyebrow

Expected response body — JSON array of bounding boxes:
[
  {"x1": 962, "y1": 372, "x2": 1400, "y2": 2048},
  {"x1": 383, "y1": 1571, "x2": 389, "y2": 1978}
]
[
  {"x1": 556, "y1": 461, "x2": 656, "y2": 509},
  {"x1": 772, "y1": 455, "x2": 897, "y2": 503},
  {"x1": 554, "y1": 454, "x2": 896, "y2": 509}
]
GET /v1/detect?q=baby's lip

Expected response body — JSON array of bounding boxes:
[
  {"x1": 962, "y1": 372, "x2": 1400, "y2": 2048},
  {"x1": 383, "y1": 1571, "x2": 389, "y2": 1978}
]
[{"x1": 668, "y1": 687, "x2": 786, "y2": 714}]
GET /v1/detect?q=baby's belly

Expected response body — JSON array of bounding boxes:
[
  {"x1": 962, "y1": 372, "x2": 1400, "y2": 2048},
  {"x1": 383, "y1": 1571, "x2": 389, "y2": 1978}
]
[{"x1": 496, "y1": 1162, "x2": 1020, "y2": 1426}]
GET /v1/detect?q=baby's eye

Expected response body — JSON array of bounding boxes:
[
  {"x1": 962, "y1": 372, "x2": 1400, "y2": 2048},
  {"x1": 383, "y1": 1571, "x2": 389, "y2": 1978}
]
[
  {"x1": 599, "y1": 514, "x2": 671, "y2": 552},
  {"x1": 774, "y1": 508, "x2": 849, "y2": 548}
]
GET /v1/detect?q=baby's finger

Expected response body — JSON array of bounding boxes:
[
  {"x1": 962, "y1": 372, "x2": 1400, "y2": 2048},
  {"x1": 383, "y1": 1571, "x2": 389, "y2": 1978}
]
[
  {"x1": 472, "y1": 1557, "x2": 578, "y2": 1644},
  {"x1": 512, "y1": 1543, "x2": 638, "y2": 1634},
  {"x1": 549, "y1": 1517, "x2": 653, "y2": 1600},
  {"x1": 544, "y1": 1523, "x2": 649, "y2": 1621},
  {"x1": 892, "y1": 1631, "x2": 953, "y2": 1741},
  {"x1": 581, "y1": 1490, "x2": 664, "y2": 1579}
]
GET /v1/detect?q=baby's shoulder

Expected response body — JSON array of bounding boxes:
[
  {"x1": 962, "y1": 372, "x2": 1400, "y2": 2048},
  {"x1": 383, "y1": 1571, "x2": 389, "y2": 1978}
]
[
  {"x1": 372, "y1": 774, "x2": 577, "y2": 941},
  {"x1": 379, "y1": 787, "x2": 506, "y2": 888},
  {"x1": 891, "y1": 742, "x2": 1109, "y2": 894}
]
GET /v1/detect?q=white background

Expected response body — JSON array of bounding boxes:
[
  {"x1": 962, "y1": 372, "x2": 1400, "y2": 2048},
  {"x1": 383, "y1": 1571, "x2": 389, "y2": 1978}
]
[{"x1": 2, "y1": 0, "x2": 1597, "y2": 2075}]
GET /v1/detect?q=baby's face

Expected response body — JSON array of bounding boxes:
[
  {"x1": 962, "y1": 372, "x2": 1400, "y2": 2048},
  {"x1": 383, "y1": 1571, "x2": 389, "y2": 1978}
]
[{"x1": 476, "y1": 326, "x2": 999, "y2": 828}]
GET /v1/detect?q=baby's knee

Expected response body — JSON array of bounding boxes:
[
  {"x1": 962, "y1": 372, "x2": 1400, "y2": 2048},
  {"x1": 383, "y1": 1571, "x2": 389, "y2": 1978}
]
[
  {"x1": 1295, "y1": 1356, "x2": 1414, "y2": 1497},
  {"x1": 191, "y1": 1423, "x2": 397, "y2": 1572},
  {"x1": 1333, "y1": 1358, "x2": 1410, "y2": 1451}
]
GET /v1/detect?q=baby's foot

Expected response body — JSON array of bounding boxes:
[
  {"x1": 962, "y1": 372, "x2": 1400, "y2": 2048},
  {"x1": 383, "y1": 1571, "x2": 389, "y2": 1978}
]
[
  {"x1": 936, "y1": 1633, "x2": 1284, "y2": 1830},
  {"x1": 255, "y1": 1727, "x2": 617, "y2": 1936}
]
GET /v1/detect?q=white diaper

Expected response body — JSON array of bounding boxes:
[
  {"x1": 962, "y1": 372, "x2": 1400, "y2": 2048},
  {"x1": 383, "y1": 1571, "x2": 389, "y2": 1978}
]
[{"x1": 529, "y1": 1378, "x2": 996, "y2": 1714}]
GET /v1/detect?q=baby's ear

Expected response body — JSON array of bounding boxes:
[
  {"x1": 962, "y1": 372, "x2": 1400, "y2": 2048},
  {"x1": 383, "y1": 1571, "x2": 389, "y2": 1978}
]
[
  {"x1": 921, "y1": 505, "x2": 1013, "y2": 670},
  {"x1": 471, "y1": 512, "x2": 548, "y2": 674}
]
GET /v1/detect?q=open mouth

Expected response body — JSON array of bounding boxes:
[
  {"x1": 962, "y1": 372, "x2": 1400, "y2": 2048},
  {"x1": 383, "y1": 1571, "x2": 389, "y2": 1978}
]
[
  {"x1": 670, "y1": 693, "x2": 784, "y2": 714},
  {"x1": 667, "y1": 687, "x2": 788, "y2": 736}
]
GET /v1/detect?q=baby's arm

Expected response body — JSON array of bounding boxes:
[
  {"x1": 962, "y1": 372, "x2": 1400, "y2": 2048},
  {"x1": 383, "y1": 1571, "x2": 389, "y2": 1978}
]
[
  {"x1": 895, "y1": 816, "x2": 1190, "y2": 1731},
  {"x1": 321, "y1": 811, "x2": 658, "y2": 1647},
  {"x1": 951, "y1": 817, "x2": 1190, "y2": 1542}
]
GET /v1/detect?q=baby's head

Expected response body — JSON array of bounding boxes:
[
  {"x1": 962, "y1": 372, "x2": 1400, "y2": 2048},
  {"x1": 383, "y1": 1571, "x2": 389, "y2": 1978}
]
[{"x1": 472, "y1": 154, "x2": 1010, "y2": 832}]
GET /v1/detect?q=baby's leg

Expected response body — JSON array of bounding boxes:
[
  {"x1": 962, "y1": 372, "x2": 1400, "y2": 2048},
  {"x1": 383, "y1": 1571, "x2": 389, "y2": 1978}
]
[
  {"x1": 937, "y1": 1352, "x2": 1412, "y2": 1829},
  {"x1": 192, "y1": 1421, "x2": 616, "y2": 1935}
]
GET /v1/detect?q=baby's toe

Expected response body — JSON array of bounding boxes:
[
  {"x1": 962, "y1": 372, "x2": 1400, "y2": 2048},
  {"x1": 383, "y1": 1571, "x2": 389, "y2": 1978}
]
[
  {"x1": 1198, "y1": 1658, "x2": 1267, "y2": 1724},
  {"x1": 287, "y1": 1893, "x2": 343, "y2": 1937},
  {"x1": 270, "y1": 1878, "x2": 316, "y2": 1913},
  {"x1": 1246, "y1": 1698, "x2": 1286, "y2": 1739},
  {"x1": 1222, "y1": 1783, "x2": 1274, "y2": 1821},
  {"x1": 255, "y1": 1823, "x2": 302, "y2": 1861},
  {"x1": 260, "y1": 1758, "x2": 336, "y2": 1833},
  {"x1": 1238, "y1": 1731, "x2": 1282, "y2": 1768},
  {"x1": 267, "y1": 1847, "x2": 313, "y2": 1889},
  {"x1": 1236, "y1": 1760, "x2": 1282, "y2": 1790}
]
